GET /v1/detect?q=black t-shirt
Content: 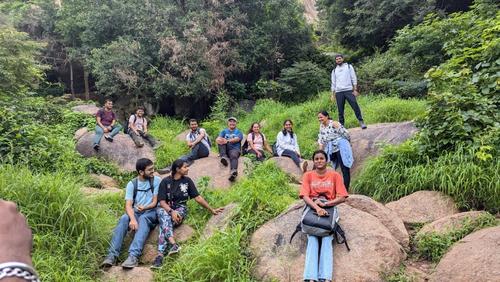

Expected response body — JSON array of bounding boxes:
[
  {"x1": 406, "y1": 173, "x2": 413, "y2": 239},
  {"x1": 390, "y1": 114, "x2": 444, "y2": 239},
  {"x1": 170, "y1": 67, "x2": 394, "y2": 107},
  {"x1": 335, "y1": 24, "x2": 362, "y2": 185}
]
[{"x1": 158, "y1": 176, "x2": 200, "y2": 206}]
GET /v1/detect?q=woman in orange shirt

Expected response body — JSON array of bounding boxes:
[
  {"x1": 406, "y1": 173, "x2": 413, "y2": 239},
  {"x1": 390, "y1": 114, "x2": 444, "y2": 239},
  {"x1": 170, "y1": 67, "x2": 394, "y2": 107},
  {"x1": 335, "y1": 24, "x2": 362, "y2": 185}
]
[{"x1": 299, "y1": 150, "x2": 349, "y2": 282}]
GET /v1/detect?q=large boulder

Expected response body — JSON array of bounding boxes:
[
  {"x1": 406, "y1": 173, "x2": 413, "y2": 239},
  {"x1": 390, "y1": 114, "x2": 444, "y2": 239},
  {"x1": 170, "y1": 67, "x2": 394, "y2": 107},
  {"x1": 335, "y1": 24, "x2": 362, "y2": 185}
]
[
  {"x1": 80, "y1": 187, "x2": 123, "y2": 196},
  {"x1": 250, "y1": 201, "x2": 406, "y2": 282},
  {"x1": 385, "y1": 191, "x2": 459, "y2": 225},
  {"x1": 202, "y1": 203, "x2": 239, "y2": 239},
  {"x1": 90, "y1": 174, "x2": 120, "y2": 189},
  {"x1": 270, "y1": 157, "x2": 313, "y2": 183},
  {"x1": 417, "y1": 211, "x2": 489, "y2": 238},
  {"x1": 345, "y1": 194, "x2": 409, "y2": 247},
  {"x1": 72, "y1": 104, "x2": 100, "y2": 116},
  {"x1": 186, "y1": 155, "x2": 250, "y2": 189},
  {"x1": 76, "y1": 131, "x2": 155, "y2": 172},
  {"x1": 101, "y1": 266, "x2": 153, "y2": 282},
  {"x1": 74, "y1": 127, "x2": 88, "y2": 141},
  {"x1": 429, "y1": 226, "x2": 500, "y2": 282},
  {"x1": 349, "y1": 121, "x2": 418, "y2": 175}
]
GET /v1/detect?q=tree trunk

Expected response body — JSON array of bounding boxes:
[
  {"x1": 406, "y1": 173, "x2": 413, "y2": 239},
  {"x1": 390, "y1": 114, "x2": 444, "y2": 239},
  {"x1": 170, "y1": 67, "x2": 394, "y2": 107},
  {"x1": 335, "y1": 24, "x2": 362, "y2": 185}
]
[
  {"x1": 84, "y1": 68, "x2": 90, "y2": 100},
  {"x1": 69, "y1": 61, "x2": 75, "y2": 98}
]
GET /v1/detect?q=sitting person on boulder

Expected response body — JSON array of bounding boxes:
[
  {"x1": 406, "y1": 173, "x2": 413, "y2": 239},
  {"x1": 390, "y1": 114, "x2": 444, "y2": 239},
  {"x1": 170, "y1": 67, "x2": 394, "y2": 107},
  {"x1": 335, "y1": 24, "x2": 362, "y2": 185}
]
[
  {"x1": 100, "y1": 158, "x2": 161, "y2": 269},
  {"x1": 127, "y1": 106, "x2": 159, "y2": 149},
  {"x1": 93, "y1": 99, "x2": 122, "y2": 151},
  {"x1": 317, "y1": 110, "x2": 353, "y2": 190},
  {"x1": 245, "y1": 122, "x2": 273, "y2": 161},
  {"x1": 300, "y1": 150, "x2": 348, "y2": 282},
  {"x1": 216, "y1": 117, "x2": 243, "y2": 181},
  {"x1": 275, "y1": 119, "x2": 308, "y2": 172},
  {"x1": 151, "y1": 159, "x2": 223, "y2": 268}
]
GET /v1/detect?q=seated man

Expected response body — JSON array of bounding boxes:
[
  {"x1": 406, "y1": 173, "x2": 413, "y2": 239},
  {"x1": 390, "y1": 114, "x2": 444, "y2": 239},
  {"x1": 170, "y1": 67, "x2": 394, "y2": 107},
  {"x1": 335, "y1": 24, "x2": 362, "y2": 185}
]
[
  {"x1": 127, "y1": 106, "x2": 158, "y2": 149},
  {"x1": 100, "y1": 158, "x2": 161, "y2": 269},
  {"x1": 216, "y1": 117, "x2": 243, "y2": 181},
  {"x1": 93, "y1": 99, "x2": 122, "y2": 151},
  {"x1": 180, "y1": 119, "x2": 210, "y2": 164}
]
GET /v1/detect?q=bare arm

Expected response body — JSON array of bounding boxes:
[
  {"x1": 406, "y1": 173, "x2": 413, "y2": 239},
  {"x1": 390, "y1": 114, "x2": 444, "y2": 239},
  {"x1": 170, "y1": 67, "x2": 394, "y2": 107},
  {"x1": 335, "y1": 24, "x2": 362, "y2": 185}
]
[{"x1": 194, "y1": 195, "x2": 223, "y2": 215}]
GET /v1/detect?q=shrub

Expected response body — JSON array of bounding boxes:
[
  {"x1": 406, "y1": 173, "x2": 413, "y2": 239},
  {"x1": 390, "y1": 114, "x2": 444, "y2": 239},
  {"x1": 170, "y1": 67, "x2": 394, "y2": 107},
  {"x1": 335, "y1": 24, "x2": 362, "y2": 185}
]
[{"x1": 278, "y1": 61, "x2": 329, "y2": 103}]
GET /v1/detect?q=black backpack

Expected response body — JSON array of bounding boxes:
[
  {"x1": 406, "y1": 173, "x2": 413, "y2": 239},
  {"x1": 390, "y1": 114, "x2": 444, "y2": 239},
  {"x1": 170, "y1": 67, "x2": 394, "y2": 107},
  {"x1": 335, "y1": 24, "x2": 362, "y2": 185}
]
[
  {"x1": 124, "y1": 114, "x2": 137, "y2": 134},
  {"x1": 132, "y1": 177, "x2": 155, "y2": 206},
  {"x1": 290, "y1": 204, "x2": 350, "y2": 251},
  {"x1": 242, "y1": 132, "x2": 265, "y2": 155}
]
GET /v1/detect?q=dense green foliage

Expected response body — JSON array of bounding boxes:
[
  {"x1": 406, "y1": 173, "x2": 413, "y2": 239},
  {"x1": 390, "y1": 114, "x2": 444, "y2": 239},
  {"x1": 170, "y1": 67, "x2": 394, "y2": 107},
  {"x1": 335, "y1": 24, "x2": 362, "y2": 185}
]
[{"x1": 415, "y1": 213, "x2": 498, "y2": 262}]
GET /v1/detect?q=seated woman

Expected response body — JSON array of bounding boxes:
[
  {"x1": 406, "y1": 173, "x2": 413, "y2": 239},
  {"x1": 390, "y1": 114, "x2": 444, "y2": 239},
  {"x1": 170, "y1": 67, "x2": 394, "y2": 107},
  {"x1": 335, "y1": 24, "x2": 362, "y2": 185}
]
[
  {"x1": 317, "y1": 111, "x2": 353, "y2": 190},
  {"x1": 152, "y1": 159, "x2": 223, "y2": 268},
  {"x1": 246, "y1": 122, "x2": 273, "y2": 161},
  {"x1": 275, "y1": 119, "x2": 308, "y2": 172},
  {"x1": 300, "y1": 150, "x2": 348, "y2": 282}
]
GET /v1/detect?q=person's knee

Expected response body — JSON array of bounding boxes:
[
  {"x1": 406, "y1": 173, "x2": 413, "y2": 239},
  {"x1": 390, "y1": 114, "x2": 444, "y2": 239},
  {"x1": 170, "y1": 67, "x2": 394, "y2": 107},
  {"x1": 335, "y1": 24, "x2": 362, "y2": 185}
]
[{"x1": 118, "y1": 214, "x2": 130, "y2": 225}]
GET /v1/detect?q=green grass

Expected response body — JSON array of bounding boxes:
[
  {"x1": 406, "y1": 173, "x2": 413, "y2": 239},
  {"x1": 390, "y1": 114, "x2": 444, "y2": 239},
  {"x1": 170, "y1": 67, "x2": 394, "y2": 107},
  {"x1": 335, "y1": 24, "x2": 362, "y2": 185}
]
[
  {"x1": 0, "y1": 165, "x2": 119, "y2": 281},
  {"x1": 415, "y1": 213, "x2": 498, "y2": 262}
]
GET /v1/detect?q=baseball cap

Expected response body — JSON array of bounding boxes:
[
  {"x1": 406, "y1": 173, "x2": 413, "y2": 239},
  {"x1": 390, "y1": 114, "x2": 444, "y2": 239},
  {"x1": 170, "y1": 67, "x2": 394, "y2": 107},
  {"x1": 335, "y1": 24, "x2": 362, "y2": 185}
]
[{"x1": 227, "y1": 117, "x2": 237, "y2": 122}]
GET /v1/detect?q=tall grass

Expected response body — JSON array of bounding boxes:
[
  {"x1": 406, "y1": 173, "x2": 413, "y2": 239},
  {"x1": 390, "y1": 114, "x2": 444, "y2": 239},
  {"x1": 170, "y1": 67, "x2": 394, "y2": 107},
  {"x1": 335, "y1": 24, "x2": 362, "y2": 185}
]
[
  {"x1": 149, "y1": 117, "x2": 188, "y2": 169},
  {"x1": 0, "y1": 165, "x2": 117, "y2": 281},
  {"x1": 353, "y1": 142, "x2": 500, "y2": 213}
]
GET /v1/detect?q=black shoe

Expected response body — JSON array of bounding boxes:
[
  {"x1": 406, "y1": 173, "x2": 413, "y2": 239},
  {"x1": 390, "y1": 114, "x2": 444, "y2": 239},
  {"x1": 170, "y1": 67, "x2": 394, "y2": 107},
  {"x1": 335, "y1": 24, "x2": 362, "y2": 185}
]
[
  {"x1": 93, "y1": 144, "x2": 100, "y2": 151},
  {"x1": 220, "y1": 157, "x2": 229, "y2": 167},
  {"x1": 150, "y1": 255, "x2": 164, "y2": 269},
  {"x1": 168, "y1": 243, "x2": 181, "y2": 255},
  {"x1": 228, "y1": 169, "x2": 237, "y2": 181},
  {"x1": 121, "y1": 255, "x2": 138, "y2": 269},
  {"x1": 186, "y1": 159, "x2": 194, "y2": 166},
  {"x1": 359, "y1": 121, "x2": 367, "y2": 129},
  {"x1": 104, "y1": 135, "x2": 114, "y2": 142},
  {"x1": 100, "y1": 256, "x2": 116, "y2": 268}
]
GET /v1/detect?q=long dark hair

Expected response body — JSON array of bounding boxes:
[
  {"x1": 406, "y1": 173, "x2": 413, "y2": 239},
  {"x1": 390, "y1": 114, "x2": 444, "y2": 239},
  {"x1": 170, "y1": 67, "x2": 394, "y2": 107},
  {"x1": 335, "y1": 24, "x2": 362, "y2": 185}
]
[
  {"x1": 247, "y1": 122, "x2": 260, "y2": 134},
  {"x1": 171, "y1": 159, "x2": 187, "y2": 178},
  {"x1": 282, "y1": 119, "x2": 294, "y2": 139},
  {"x1": 318, "y1": 110, "x2": 330, "y2": 118}
]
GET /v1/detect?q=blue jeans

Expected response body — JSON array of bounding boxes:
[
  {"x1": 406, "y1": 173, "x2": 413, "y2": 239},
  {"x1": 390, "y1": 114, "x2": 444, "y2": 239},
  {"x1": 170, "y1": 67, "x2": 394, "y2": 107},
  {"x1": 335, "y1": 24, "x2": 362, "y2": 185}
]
[
  {"x1": 303, "y1": 235, "x2": 334, "y2": 281},
  {"x1": 93, "y1": 124, "x2": 123, "y2": 145},
  {"x1": 180, "y1": 143, "x2": 209, "y2": 162},
  {"x1": 107, "y1": 209, "x2": 158, "y2": 258}
]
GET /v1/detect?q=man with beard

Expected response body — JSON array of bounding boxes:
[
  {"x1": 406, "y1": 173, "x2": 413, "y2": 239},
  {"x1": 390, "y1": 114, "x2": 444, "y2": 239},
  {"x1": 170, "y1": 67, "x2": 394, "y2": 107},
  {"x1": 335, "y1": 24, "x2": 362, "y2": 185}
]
[{"x1": 330, "y1": 54, "x2": 367, "y2": 129}]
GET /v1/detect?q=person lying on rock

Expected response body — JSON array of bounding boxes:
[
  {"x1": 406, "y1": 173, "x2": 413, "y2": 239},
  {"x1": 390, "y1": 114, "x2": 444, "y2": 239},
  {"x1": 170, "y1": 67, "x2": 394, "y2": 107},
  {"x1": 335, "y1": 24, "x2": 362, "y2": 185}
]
[
  {"x1": 151, "y1": 159, "x2": 223, "y2": 268},
  {"x1": 317, "y1": 110, "x2": 353, "y2": 190},
  {"x1": 275, "y1": 119, "x2": 308, "y2": 172},
  {"x1": 127, "y1": 106, "x2": 159, "y2": 149},
  {"x1": 216, "y1": 117, "x2": 243, "y2": 181},
  {"x1": 101, "y1": 158, "x2": 161, "y2": 269},
  {"x1": 300, "y1": 150, "x2": 348, "y2": 282},
  {"x1": 93, "y1": 99, "x2": 122, "y2": 151},
  {"x1": 244, "y1": 122, "x2": 273, "y2": 162},
  {"x1": 157, "y1": 118, "x2": 210, "y2": 174}
]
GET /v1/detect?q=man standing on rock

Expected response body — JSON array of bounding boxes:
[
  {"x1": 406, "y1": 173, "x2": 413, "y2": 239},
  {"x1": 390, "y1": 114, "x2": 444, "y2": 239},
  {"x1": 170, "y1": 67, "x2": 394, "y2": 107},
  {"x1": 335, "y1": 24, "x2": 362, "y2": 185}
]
[
  {"x1": 93, "y1": 99, "x2": 123, "y2": 150},
  {"x1": 330, "y1": 54, "x2": 367, "y2": 129},
  {"x1": 216, "y1": 117, "x2": 243, "y2": 181},
  {"x1": 127, "y1": 106, "x2": 159, "y2": 149},
  {"x1": 101, "y1": 158, "x2": 161, "y2": 269}
]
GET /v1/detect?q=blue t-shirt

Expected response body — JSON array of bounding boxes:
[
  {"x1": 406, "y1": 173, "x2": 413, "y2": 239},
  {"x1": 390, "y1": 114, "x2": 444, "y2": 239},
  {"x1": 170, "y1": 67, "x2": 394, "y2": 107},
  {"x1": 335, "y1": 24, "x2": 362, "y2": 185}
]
[
  {"x1": 218, "y1": 128, "x2": 243, "y2": 151},
  {"x1": 125, "y1": 176, "x2": 161, "y2": 211}
]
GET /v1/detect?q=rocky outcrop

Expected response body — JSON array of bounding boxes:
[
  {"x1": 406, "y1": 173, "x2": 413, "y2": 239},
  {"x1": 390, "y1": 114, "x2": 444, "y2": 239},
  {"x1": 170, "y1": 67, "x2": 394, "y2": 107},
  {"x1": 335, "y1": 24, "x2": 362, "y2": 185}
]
[
  {"x1": 270, "y1": 157, "x2": 313, "y2": 183},
  {"x1": 186, "y1": 155, "x2": 250, "y2": 189},
  {"x1": 202, "y1": 203, "x2": 238, "y2": 239},
  {"x1": 250, "y1": 201, "x2": 406, "y2": 282},
  {"x1": 385, "y1": 191, "x2": 459, "y2": 225},
  {"x1": 90, "y1": 174, "x2": 119, "y2": 189},
  {"x1": 71, "y1": 104, "x2": 100, "y2": 116},
  {"x1": 417, "y1": 211, "x2": 489, "y2": 237},
  {"x1": 101, "y1": 266, "x2": 153, "y2": 282},
  {"x1": 349, "y1": 121, "x2": 418, "y2": 175},
  {"x1": 80, "y1": 187, "x2": 122, "y2": 196},
  {"x1": 74, "y1": 127, "x2": 88, "y2": 141},
  {"x1": 429, "y1": 226, "x2": 500, "y2": 282},
  {"x1": 76, "y1": 131, "x2": 155, "y2": 172},
  {"x1": 346, "y1": 194, "x2": 409, "y2": 247}
]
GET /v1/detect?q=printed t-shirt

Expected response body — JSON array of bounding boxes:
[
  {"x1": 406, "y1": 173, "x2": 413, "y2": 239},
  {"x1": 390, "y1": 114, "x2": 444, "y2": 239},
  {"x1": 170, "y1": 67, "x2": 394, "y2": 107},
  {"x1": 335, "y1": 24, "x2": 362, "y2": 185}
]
[
  {"x1": 299, "y1": 170, "x2": 348, "y2": 200},
  {"x1": 247, "y1": 133, "x2": 265, "y2": 151},
  {"x1": 218, "y1": 128, "x2": 243, "y2": 151},
  {"x1": 124, "y1": 176, "x2": 161, "y2": 211},
  {"x1": 158, "y1": 176, "x2": 200, "y2": 207},
  {"x1": 129, "y1": 114, "x2": 147, "y2": 131},
  {"x1": 96, "y1": 109, "x2": 116, "y2": 126}
]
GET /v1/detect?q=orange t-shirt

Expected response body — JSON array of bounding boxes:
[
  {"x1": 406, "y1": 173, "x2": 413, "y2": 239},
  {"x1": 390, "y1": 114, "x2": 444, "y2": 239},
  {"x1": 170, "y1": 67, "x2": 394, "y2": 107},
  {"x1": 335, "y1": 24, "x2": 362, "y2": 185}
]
[{"x1": 299, "y1": 170, "x2": 349, "y2": 200}]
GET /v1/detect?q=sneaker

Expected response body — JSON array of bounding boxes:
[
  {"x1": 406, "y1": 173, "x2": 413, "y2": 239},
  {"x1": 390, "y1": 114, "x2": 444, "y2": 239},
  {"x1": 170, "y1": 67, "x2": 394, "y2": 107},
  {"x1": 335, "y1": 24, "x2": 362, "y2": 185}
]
[
  {"x1": 150, "y1": 255, "x2": 164, "y2": 269},
  {"x1": 93, "y1": 144, "x2": 100, "y2": 151},
  {"x1": 152, "y1": 142, "x2": 162, "y2": 150},
  {"x1": 104, "y1": 135, "x2": 114, "y2": 142},
  {"x1": 157, "y1": 166, "x2": 171, "y2": 174},
  {"x1": 186, "y1": 159, "x2": 194, "y2": 166},
  {"x1": 168, "y1": 243, "x2": 181, "y2": 255},
  {"x1": 136, "y1": 142, "x2": 144, "y2": 147},
  {"x1": 121, "y1": 255, "x2": 139, "y2": 269},
  {"x1": 220, "y1": 157, "x2": 229, "y2": 167},
  {"x1": 301, "y1": 160, "x2": 309, "y2": 173},
  {"x1": 359, "y1": 121, "x2": 367, "y2": 129},
  {"x1": 228, "y1": 169, "x2": 238, "y2": 181},
  {"x1": 100, "y1": 256, "x2": 116, "y2": 268}
]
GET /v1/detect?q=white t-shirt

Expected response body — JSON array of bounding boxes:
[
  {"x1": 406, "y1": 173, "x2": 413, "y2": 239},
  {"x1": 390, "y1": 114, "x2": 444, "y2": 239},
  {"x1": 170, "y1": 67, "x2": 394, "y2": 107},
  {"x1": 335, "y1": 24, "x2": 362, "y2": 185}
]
[
  {"x1": 129, "y1": 115, "x2": 147, "y2": 131},
  {"x1": 186, "y1": 128, "x2": 210, "y2": 149}
]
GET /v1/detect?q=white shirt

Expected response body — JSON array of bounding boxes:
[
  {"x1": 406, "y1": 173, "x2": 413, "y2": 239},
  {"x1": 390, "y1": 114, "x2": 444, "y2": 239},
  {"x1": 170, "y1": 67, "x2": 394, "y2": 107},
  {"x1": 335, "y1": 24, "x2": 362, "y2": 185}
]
[{"x1": 331, "y1": 63, "x2": 357, "y2": 92}]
